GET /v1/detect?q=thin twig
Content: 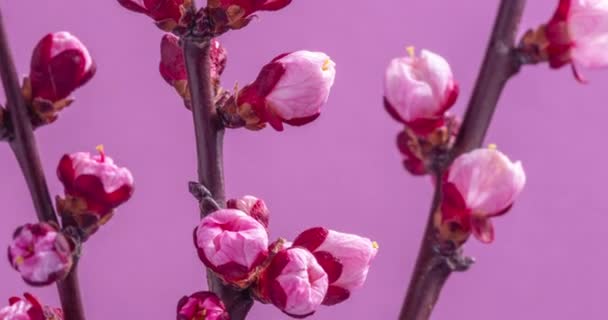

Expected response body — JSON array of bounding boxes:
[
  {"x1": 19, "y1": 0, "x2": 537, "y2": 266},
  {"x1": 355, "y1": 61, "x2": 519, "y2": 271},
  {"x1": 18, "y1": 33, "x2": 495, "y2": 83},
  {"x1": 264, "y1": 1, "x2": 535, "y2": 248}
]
[
  {"x1": 399, "y1": 1, "x2": 526, "y2": 319},
  {"x1": 182, "y1": 18, "x2": 253, "y2": 319},
  {"x1": 0, "y1": 8, "x2": 86, "y2": 320}
]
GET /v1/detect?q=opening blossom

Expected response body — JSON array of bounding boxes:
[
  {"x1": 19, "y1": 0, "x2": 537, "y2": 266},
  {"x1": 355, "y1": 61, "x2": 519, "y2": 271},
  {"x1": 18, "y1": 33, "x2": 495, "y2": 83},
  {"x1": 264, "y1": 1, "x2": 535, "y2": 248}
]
[
  {"x1": 440, "y1": 147, "x2": 526, "y2": 244},
  {"x1": 7, "y1": 223, "x2": 73, "y2": 287},
  {"x1": 226, "y1": 195, "x2": 269, "y2": 229},
  {"x1": 194, "y1": 209, "x2": 269, "y2": 285},
  {"x1": 176, "y1": 292, "x2": 229, "y2": 320},
  {"x1": 27, "y1": 32, "x2": 95, "y2": 123},
  {"x1": 384, "y1": 48, "x2": 458, "y2": 135},
  {"x1": 0, "y1": 294, "x2": 63, "y2": 320},
  {"x1": 293, "y1": 227, "x2": 378, "y2": 306},
  {"x1": 117, "y1": 0, "x2": 191, "y2": 32},
  {"x1": 56, "y1": 147, "x2": 134, "y2": 235},
  {"x1": 256, "y1": 247, "x2": 329, "y2": 318},
  {"x1": 544, "y1": 0, "x2": 608, "y2": 77},
  {"x1": 207, "y1": 0, "x2": 292, "y2": 33},
  {"x1": 236, "y1": 50, "x2": 336, "y2": 131}
]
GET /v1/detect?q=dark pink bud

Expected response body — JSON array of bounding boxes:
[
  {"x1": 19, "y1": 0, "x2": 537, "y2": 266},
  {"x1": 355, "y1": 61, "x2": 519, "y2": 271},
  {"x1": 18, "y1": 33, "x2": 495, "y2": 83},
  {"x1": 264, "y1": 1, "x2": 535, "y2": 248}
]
[
  {"x1": 0, "y1": 293, "x2": 62, "y2": 320},
  {"x1": 293, "y1": 227, "x2": 378, "y2": 306},
  {"x1": 207, "y1": 0, "x2": 292, "y2": 32},
  {"x1": 256, "y1": 247, "x2": 328, "y2": 318},
  {"x1": 117, "y1": 0, "x2": 192, "y2": 32},
  {"x1": 237, "y1": 51, "x2": 336, "y2": 131},
  {"x1": 56, "y1": 146, "x2": 134, "y2": 234},
  {"x1": 396, "y1": 130, "x2": 428, "y2": 176},
  {"x1": 7, "y1": 223, "x2": 73, "y2": 287},
  {"x1": 194, "y1": 209, "x2": 269, "y2": 286},
  {"x1": 226, "y1": 195, "x2": 269, "y2": 228},
  {"x1": 29, "y1": 32, "x2": 95, "y2": 104},
  {"x1": 176, "y1": 292, "x2": 229, "y2": 320}
]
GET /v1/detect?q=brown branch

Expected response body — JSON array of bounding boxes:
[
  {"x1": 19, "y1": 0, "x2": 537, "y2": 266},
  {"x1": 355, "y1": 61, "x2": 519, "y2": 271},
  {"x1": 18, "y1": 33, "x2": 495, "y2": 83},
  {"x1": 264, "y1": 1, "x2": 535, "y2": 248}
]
[
  {"x1": 182, "y1": 23, "x2": 253, "y2": 320},
  {"x1": 399, "y1": 1, "x2": 526, "y2": 319},
  {"x1": 0, "y1": 8, "x2": 86, "y2": 320}
]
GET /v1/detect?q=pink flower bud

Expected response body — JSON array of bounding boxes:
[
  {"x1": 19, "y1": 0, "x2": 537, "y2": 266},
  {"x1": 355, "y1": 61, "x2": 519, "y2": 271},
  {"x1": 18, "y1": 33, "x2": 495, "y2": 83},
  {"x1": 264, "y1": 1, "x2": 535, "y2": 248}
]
[
  {"x1": 226, "y1": 195, "x2": 269, "y2": 228},
  {"x1": 56, "y1": 147, "x2": 134, "y2": 232},
  {"x1": 384, "y1": 49, "x2": 458, "y2": 135},
  {"x1": 237, "y1": 51, "x2": 336, "y2": 131},
  {"x1": 207, "y1": 0, "x2": 292, "y2": 32},
  {"x1": 293, "y1": 227, "x2": 378, "y2": 306},
  {"x1": 545, "y1": 0, "x2": 608, "y2": 76},
  {"x1": 0, "y1": 293, "x2": 62, "y2": 320},
  {"x1": 7, "y1": 223, "x2": 73, "y2": 287},
  {"x1": 441, "y1": 147, "x2": 526, "y2": 243},
  {"x1": 176, "y1": 292, "x2": 229, "y2": 320},
  {"x1": 29, "y1": 32, "x2": 95, "y2": 104},
  {"x1": 256, "y1": 247, "x2": 328, "y2": 318},
  {"x1": 194, "y1": 209, "x2": 269, "y2": 285},
  {"x1": 159, "y1": 34, "x2": 227, "y2": 106},
  {"x1": 117, "y1": 0, "x2": 191, "y2": 31}
]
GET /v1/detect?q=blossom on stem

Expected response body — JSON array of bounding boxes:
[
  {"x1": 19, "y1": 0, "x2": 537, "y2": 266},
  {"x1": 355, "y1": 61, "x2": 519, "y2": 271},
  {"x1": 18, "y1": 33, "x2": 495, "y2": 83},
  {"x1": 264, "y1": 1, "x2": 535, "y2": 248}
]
[
  {"x1": 440, "y1": 146, "x2": 526, "y2": 244},
  {"x1": 0, "y1": 293, "x2": 63, "y2": 320},
  {"x1": 384, "y1": 48, "x2": 458, "y2": 135},
  {"x1": 236, "y1": 51, "x2": 336, "y2": 131},
  {"x1": 293, "y1": 227, "x2": 378, "y2": 305},
  {"x1": 207, "y1": 0, "x2": 292, "y2": 33},
  {"x1": 159, "y1": 34, "x2": 227, "y2": 107},
  {"x1": 226, "y1": 195, "x2": 269, "y2": 228},
  {"x1": 117, "y1": 0, "x2": 192, "y2": 32},
  {"x1": 256, "y1": 247, "x2": 328, "y2": 318},
  {"x1": 26, "y1": 32, "x2": 95, "y2": 124},
  {"x1": 176, "y1": 292, "x2": 229, "y2": 320},
  {"x1": 7, "y1": 223, "x2": 73, "y2": 286},
  {"x1": 56, "y1": 146, "x2": 134, "y2": 237},
  {"x1": 543, "y1": 0, "x2": 608, "y2": 79},
  {"x1": 194, "y1": 209, "x2": 269, "y2": 286}
]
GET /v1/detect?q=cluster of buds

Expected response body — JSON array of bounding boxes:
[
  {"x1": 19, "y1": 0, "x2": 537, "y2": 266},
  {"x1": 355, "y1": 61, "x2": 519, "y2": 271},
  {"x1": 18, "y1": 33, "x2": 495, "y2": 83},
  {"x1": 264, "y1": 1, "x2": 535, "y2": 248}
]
[
  {"x1": 177, "y1": 292, "x2": 229, "y2": 320},
  {"x1": 56, "y1": 146, "x2": 134, "y2": 239},
  {"x1": 384, "y1": 48, "x2": 459, "y2": 175},
  {"x1": 22, "y1": 32, "x2": 95, "y2": 125},
  {"x1": 159, "y1": 34, "x2": 227, "y2": 108},
  {"x1": 519, "y1": 0, "x2": 608, "y2": 81},
  {"x1": 192, "y1": 195, "x2": 377, "y2": 318},
  {"x1": 0, "y1": 293, "x2": 63, "y2": 320}
]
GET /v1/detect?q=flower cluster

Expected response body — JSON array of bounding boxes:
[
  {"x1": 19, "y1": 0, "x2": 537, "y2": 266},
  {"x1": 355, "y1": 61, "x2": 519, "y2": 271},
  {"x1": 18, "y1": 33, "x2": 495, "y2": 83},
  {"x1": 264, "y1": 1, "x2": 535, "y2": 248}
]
[
  {"x1": 0, "y1": 294, "x2": 63, "y2": 320},
  {"x1": 192, "y1": 195, "x2": 377, "y2": 318}
]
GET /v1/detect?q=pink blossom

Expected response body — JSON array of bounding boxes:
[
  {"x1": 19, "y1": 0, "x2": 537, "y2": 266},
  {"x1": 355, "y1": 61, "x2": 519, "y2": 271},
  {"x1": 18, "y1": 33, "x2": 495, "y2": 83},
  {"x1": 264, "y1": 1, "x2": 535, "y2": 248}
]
[
  {"x1": 293, "y1": 227, "x2": 378, "y2": 305},
  {"x1": 226, "y1": 195, "x2": 269, "y2": 228},
  {"x1": 117, "y1": 0, "x2": 190, "y2": 31},
  {"x1": 256, "y1": 247, "x2": 328, "y2": 318},
  {"x1": 0, "y1": 293, "x2": 62, "y2": 320},
  {"x1": 545, "y1": 0, "x2": 608, "y2": 76},
  {"x1": 7, "y1": 223, "x2": 73, "y2": 287},
  {"x1": 441, "y1": 147, "x2": 526, "y2": 243},
  {"x1": 29, "y1": 32, "x2": 95, "y2": 103},
  {"x1": 56, "y1": 147, "x2": 134, "y2": 232},
  {"x1": 384, "y1": 49, "x2": 458, "y2": 135},
  {"x1": 176, "y1": 292, "x2": 229, "y2": 320},
  {"x1": 194, "y1": 209, "x2": 269, "y2": 284},
  {"x1": 237, "y1": 51, "x2": 336, "y2": 131}
]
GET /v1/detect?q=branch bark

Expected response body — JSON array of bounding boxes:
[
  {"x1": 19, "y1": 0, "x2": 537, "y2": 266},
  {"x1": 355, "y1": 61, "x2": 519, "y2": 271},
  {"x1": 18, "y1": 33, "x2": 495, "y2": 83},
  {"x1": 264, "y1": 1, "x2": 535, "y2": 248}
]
[
  {"x1": 399, "y1": 1, "x2": 526, "y2": 319},
  {"x1": 0, "y1": 8, "x2": 86, "y2": 320},
  {"x1": 182, "y1": 31, "x2": 253, "y2": 320}
]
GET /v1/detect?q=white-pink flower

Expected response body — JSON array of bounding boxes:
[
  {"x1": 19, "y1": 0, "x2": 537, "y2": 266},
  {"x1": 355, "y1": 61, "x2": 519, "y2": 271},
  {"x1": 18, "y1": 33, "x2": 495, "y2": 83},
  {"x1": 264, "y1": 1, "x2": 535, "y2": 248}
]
[
  {"x1": 441, "y1": 147, "x2": 526, "y2": 243},
  {"x1": 384, "y1": 48, "x2": 458, "y2": 135},
  {"x1": 194, "y1": 209, "x2": 269, "y2": 285},
  {"x1": 7, "y1": 223, "x2": 73, "y2": 286},
  {"x1": 545, "y1": 0, "x2": 608, "y2": 77},
  {"x1": 293, "y1": 227, "x2": 378, "y2": 305},
  {"x1": 257, "y1": 247, "x2": 329, "y2": 318},
  {"x1": 237, "y1": 50, "x2": 336, "y2": 131}
]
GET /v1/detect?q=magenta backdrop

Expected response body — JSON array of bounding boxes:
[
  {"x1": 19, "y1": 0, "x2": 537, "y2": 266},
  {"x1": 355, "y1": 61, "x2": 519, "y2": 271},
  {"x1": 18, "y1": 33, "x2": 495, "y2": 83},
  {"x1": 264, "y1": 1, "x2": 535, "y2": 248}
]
[{"x1": 1, "y1": 1, "x2": 607, "y2": 319}]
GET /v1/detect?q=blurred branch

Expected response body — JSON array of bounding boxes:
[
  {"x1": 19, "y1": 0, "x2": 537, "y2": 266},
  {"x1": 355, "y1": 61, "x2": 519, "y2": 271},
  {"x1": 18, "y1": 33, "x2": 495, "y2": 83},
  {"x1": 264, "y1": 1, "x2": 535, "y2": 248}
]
[
  {"x1": 182, "y1": 13, "x2": 253, "y2": 319},
  {"x1": 0, "y1": 7, "x2": 86, "y2": 320},
  {"x1": 399, "y1": 1, "x2": 526, "y2": 319}
]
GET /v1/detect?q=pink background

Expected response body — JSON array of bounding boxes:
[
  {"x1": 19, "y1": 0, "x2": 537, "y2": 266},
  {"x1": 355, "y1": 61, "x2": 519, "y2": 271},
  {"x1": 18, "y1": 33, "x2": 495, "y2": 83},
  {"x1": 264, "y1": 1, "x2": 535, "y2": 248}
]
[{"x1": 1, "y1": 1, "x2": 607, "y2": 319}]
